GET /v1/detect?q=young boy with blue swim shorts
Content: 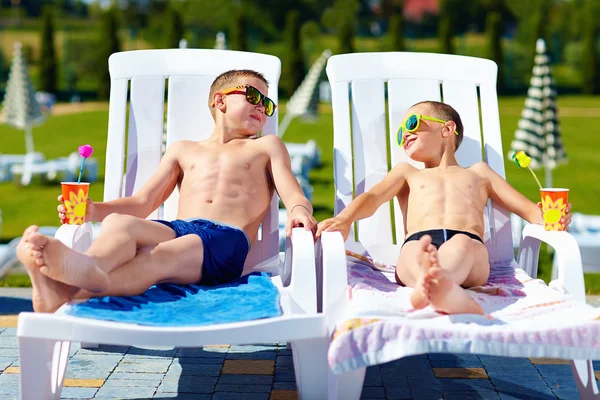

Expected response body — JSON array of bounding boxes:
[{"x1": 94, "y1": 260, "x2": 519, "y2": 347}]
[
  {"x1": 317, "y1": 101, "x2": 573, "y2": 316},
  {"x1": 17, "y1": 70, "x2": 316, "y2": 313}
]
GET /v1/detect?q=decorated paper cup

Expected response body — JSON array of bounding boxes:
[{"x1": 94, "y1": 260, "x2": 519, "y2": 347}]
[
  {"x1": 61, "y1": 182, "x2": 90, "y2": 225},
  {"x1": 540, "y1": 188, "x2": 569, "y2": 231}
]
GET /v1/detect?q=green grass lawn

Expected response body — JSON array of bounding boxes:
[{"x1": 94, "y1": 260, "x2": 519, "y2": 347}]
[{"x1": 2, "y1": 96, "x2": 600, "y2": 292}]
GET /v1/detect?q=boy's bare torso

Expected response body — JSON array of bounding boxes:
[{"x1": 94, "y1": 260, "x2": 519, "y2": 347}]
[
  {"x1": 397, "y1": 164, "x2": 488, "y2": 239},
  {"x1": 174, "y1": 137, "x2": 274, "y2": 243}
]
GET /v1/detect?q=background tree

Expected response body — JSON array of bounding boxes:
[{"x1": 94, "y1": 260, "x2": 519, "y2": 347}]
[
  {"x1": 97, "y1": 7, "x2": 121, "y2": 99},
  {"x1": 388, "y1": 10, "x2": 405, "y2": 51},
  {"x1": 165, "y1": 5, "x2": 185, "y2": 48},
  {"x1": 281, "y1": 10, "x2": 306, "y2": 98},
  {"x1": 581, "y1": 1, "x2": 599, "y2": 94},
  {"x1": 39, "y1": 6, "x2": 58, "y2": 94},
  {"x1": 486, "y1": 10, "x2": 504, "y2": 93},
  {"x1": 229, "y1": 7, "x2": 249, "y2": 51},
  {"x1": 334, "y1": 0, "x2": 359, "y2": 54},
  {"x1": 438, "y1": 0, "x2": 455, "y2": 54}
]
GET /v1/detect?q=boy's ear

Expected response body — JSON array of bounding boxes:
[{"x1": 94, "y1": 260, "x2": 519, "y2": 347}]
[
  {"x1": 213, "y1": 92, "x2": 226, "y2": 112},
  {"x1": 441, "y1": 120, "x2": 457, "y2": 138}
]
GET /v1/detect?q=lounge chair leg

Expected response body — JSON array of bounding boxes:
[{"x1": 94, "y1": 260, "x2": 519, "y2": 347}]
[
  {"x1": 291, "y1": 337, "x2": 329, "y2": 400},
  {"x1": 18, "y1": 337, "x2": 70, "y2": 400},
  {"x1": 570, "y1": 359, "x2": 600, "y2": 399},
  {"x1": 328, "y1": 367, "x2": 366, "y2": 400}
]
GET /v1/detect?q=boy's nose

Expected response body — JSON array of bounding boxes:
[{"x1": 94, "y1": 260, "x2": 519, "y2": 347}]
[{"x1": 255, "y1": 102, "x2": 266, "y2": 115}]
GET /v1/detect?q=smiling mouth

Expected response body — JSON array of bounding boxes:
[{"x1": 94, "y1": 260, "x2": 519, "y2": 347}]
[
  {"x1": 405, "y1": 137, "x2": 417, "y2": 148},
  {"x1": 250, "y1": 115, "x2": 261, "y2": 121}
]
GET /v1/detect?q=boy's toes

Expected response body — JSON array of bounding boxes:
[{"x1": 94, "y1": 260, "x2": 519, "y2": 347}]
[
  {"x1": 23, "y1": 225, "x2": 39, "y2": 242},
  {"x1": 28, "y1": 232, "x2": 49, "y2": 249}
]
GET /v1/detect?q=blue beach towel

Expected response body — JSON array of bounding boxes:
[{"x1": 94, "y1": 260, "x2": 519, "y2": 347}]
[{"x1": 66, "y1": 272, "x2": 282, "y2": 326}]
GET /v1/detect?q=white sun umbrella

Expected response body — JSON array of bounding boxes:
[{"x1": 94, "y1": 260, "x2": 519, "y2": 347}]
[
  {"x1": 508, "y1": 38, "x2": 567, "y2": 188},
  {"x1": 279, "y1": 49, "x2": 332, "y2": 138},
  {"x1": 2, "y1": 42, "x2": 45, "y2": 155}
]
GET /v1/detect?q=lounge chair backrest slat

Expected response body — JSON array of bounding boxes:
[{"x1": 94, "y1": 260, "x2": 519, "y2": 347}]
[
  {"x1": 106, "y1": 49, "x2": 281, "y2": 270},
  {"x1": 327, "y1": 52, "x2": 513, "y2": 264},
  {"x1": 350, "y1": 79, "x2": 393, "y2": 246},
  {"x1": 126, "y1": 76, "x2": 165, "y2": 220}
]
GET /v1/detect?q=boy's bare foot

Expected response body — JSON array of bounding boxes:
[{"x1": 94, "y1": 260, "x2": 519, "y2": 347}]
[
  {"x1": 17, "y1": 226, "x2": 79, "y2": 313},
  {"x1": 26, "y1": 229, "x2": 109, "y2": 293},
  {"x1": 423, "y1": 250, "x2": 484, "y2": 315},
  {"x1": 410, "y1": 235, "x2": 435, "y2": 310}
]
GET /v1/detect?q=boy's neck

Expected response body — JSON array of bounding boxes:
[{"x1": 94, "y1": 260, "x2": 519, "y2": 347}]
[
  {"x1": 423, "y1": 151, "x2": 459, "y2": 169},
  {"x1": 208, "y1": 123, "x2": 255, "y2": 144}
]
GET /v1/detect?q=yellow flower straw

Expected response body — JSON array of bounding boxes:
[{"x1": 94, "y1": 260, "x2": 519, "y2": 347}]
[{"x1": 512, "y1": 150, "x2": 542, "y2": 189}]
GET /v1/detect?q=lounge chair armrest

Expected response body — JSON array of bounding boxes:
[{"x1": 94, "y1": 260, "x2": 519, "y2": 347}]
[
  {"x1": 517, "y1": 224, "x2": 585, "y2": 302},
  {"x1": 54, "y1": 223, "x2": 94, "y2": 252},
  {"x1": 283, "y1": 227, "x2": 317, "y2": 314},
  {"x1": 319, "y1": 231, "x2": 349, "y2": 332}
]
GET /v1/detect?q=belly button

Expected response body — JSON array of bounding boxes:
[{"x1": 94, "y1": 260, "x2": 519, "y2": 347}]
[
  {"x1": 206, "y1": 199, "x2": 213, "y2": 204},
  {"x1": 245, "y1": 164, "x2": 251, "y2": 169}
]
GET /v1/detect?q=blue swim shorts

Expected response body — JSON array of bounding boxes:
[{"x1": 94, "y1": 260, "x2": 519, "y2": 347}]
[{"x1": 153, "y1": 218, "x2": 251, "y2": 286}]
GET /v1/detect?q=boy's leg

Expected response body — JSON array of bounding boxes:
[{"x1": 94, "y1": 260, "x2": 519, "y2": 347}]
[
  {"x1": 423, "y1": 244, "x2": 484, "y2": 315},
  {"x1": 86, "y1": 213, "x2": 177, "y2": 274},
  {"x1": 75, "y1": 233, "x2": 204, "y2": 298},
  {"x1": 436, "y1": 235, "x2": 490, "y2": 287},
  {"x1": 24, "y1": 215, "x2": 176, "y2": 289},
  {"x1": 395, "y1": 236, "x2": 436, "y2": 309},
  {"x1": 19, "y1": 231, "x2": 204, "y2": 312}
]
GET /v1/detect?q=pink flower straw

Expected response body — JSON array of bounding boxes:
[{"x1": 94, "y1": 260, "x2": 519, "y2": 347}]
[{"x1": 77, "y1": 144, "x2": 93, "y2": 183}]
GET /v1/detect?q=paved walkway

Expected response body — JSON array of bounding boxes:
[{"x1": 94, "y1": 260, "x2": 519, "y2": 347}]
[{"x1": 1, "y1": 289, "x2": 599, "y2": 399}]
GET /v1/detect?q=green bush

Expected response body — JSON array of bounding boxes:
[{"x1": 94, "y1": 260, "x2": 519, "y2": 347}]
[{"x1": 281, "y1": 10, "x2": 305, "y2": 98}]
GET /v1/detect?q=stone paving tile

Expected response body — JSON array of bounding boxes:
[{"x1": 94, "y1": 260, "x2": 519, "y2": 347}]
[
  {"x1": 217, "y1": 374, "x2": 273, "y2": 385},
  {"x1": 0, "y1": 328, "x2": 16, "y2": 336},
  {"x1": 214, "y1": 383, "x2": 272, "y2": 393},
  {"x1": 173, "y1": 356, "x2": 226, "y2": 364},
  {"x1": 107, "y1": 372, "x2": 165, "y2": 381},
  {"x1": 113, "y1": 359, "x2": 172, "y2": 374},
  {"x1": 270, "y1": 390, "x2": 298, "y2": 400},
  {"x1": 221, "y1": 360, "x2": 274, "y2": 375},
  {"x1": 157, "y1": 376, "x2": 217, "y2": 394},
  {"x1": 274, "y1": 369, "x2": 296, "y2": 383},
  {"x1": 272, "y1": 382, "x2": 297, "y2": 391},
  {"x1": 177, "y1": 348, "x2": 228, "y2": 358},
  {"x1": 0, "y1": 337, "x2": 17, "y2": 348},
  {"x1": 153, "y1": 393, "x2": 210, "y2": 399},
  {"x1": 94, "y1": 385, "x2": 157, "y2": 398},
  {"x1": 361, "y1": 386, "x2": 386, "y2": 398},
  {"x1": 226, "y1": 351, "x2": 276, "y2": 360},
  {"x1": 59, "y1": 386, "x2": 99, "y2": 399},
  {"x1": 212, "y1": 392, "x2": 269, "y2": 400},
  {"x1": 167, "y1": 362, "x2": 222, "y2": 376},
  {"x1": 126, "y1": 346, "x2": 178, "y2": 358},
  {"x1": 275, "y1": 355, "x2": 294, "y2": 369}
]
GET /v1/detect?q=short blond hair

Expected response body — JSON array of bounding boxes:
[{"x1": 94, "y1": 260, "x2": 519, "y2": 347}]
[{"x1": 208, "y1": 69, "x2": 269, "y2": 118}]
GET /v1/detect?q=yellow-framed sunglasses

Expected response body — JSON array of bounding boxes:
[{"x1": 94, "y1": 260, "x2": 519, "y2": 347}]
[
  {"x1": 397, "y1": 113, "x2": 458, "y2": 146},
  {"x1": 210, "y1": 84, "x2": 277, "y2": 117}
]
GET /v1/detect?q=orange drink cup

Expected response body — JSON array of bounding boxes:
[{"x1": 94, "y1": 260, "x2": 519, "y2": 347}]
[
  {"x1": 61, "y1": 182, "x2": 90, "y2": 225},
  {"x1": 540, "y1": 188, "x2": 569, "y2": 231}
]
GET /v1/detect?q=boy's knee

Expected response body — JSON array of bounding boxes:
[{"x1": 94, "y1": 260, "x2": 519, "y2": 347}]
[{"x1": 103, "y1": 213, "x2": 137, "y2": 230}]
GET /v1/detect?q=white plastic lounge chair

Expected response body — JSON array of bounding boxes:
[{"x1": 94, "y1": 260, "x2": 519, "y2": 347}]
[
  {"x1": 319, "y1": 52, "x2": 600, "y2": 399},
  {"x1": 17, "y1": 49, "x2": 328, "y2": 400}
]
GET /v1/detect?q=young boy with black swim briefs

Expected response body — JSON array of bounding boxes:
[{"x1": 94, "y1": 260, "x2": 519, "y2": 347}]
[
  {"x1": 17, "y1": 69, "x2": 316, "y2": 313},
  {"x1": 316, "y1": 100, "x2": 572, "y2": 315}
]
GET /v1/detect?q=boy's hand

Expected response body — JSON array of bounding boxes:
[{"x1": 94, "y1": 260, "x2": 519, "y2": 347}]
[
  {"x1": 57, "y1": 194, "x2": 94, "y2": 224},
  {"x1": 286, "y1": 206, "x2": 318, "y2": 237},
  {"x1": 537, "y1": 201, "x2": 573, "y2": 230},
  {"x1": 316, "y1": 217, "x2": 352, "y2": 241}
]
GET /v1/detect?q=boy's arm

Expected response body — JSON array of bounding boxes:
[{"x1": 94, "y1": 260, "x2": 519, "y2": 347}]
[
  {"x1": 477, "y1": 162, "x2": 546, "y2": 225},
  {"x1": 264, "y1": 135, "x2": 316, "y2": 236},
  {"x1": 91, "y1": 142, "x2": 183, "y2": 221},
  {"x1": 316, "y1": 162, "x2": 412, "y2": 240}
]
